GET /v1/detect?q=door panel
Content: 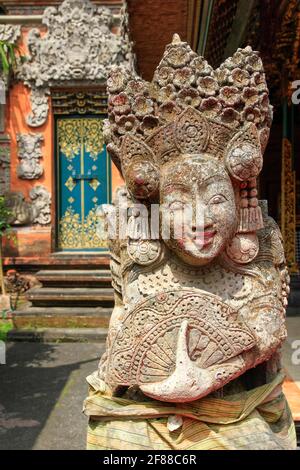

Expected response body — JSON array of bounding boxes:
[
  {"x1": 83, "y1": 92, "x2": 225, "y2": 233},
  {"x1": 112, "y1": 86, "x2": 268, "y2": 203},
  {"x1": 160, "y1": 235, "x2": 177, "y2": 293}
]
[{"x1": 56, "y1": 116, "x2": 110, "y2": 251}]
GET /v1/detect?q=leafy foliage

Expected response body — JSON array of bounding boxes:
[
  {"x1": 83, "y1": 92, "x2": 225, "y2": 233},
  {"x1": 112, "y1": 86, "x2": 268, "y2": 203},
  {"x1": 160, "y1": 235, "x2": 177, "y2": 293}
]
[
  {"x1": 0, "y1": 320, "x2": 12, "y2": 341},
  {"x1": 0, "y1": 196, "x2": 15, "y2": 299},
  {"x1": 0, "y1": 195, "x2": 11, "y2": 235},
  {"x1": 0, "y1": 40, "x2": 18, "y2": 75}
]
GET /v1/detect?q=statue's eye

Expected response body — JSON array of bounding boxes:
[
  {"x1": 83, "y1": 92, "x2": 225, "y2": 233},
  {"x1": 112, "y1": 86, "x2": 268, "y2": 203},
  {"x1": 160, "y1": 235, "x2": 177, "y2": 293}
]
[
  {"x1": 209, "y1": 195, "x2": 226, "y2": 204},
  {"x1": 169, "y1": 201, "x2": 185, "y2": 211}
]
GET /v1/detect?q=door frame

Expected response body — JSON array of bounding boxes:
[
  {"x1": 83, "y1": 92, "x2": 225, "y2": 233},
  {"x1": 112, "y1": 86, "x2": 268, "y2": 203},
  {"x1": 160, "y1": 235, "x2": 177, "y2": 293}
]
[{"x1": 53, "y1": 112, "x2": 112, "y2": 253}]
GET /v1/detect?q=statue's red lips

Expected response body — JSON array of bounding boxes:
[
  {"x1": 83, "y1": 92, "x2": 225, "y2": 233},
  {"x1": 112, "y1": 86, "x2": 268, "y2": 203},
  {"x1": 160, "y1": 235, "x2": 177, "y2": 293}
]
[
  {"x1": 192, "y1": 231, "x2": 216, "y2": 238},
  {"x1": 190, "y1": 231, "x2": 216, "y2": 246}
]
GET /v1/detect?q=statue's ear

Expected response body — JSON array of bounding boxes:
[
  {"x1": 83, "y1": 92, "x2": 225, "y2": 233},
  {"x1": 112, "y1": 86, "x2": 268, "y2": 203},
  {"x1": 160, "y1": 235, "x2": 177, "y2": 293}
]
[
  {"x1": 120, "y1": 135, "x2": 159, "y2": 201},
  {"x1": 225, "y1": 123, "x2": 262, "y2": 182},
  {"x1": 259, "y1": 127, "x2": 270, "y2": 154}
]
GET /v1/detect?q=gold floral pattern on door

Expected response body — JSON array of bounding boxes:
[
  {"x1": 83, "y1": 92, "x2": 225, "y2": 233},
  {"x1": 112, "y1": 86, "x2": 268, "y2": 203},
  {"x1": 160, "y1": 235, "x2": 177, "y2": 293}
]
[
  {"x1": 57, "y1": 118, "x2": 105, "y2": 161},
  {"x1": 59, "y1": 206, "x2": 107, "y2": 249}
]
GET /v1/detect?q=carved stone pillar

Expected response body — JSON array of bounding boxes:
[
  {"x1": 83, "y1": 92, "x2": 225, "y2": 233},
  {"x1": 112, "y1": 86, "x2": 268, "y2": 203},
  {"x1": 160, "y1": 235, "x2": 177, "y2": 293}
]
[
  {"x1": 281, "y1": 97, "x2": 298, "y2": 273},
  {"x1": 0, "y1": 134, "x2": 11, "y2": 195},
  {"x1": 281, "y1": 137, "x2": 298, "y2": 273}
]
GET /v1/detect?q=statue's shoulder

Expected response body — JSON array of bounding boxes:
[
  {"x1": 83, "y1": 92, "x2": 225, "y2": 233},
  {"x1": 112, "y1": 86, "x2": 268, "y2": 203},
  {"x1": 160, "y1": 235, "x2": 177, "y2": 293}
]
[
  {"x1": 257, "y1": 212, "x2": 285, "y2": 268},
  {"x1": 255, "y1": 211, "x2": 289, "y2": 307},
  {"x1": 100, "y1": 185, "x2": 129, "y2": 295}
]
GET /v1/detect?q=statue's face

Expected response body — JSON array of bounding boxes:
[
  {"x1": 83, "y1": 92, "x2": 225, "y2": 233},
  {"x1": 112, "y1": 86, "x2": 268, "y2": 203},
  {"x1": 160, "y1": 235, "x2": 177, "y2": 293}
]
[{"x1": 160, "y1": 157, "x2": 238, "y2": 266}]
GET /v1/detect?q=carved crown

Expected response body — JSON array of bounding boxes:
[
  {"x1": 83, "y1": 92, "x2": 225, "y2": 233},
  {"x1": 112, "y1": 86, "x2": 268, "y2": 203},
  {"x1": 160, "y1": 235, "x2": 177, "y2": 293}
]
[{"x1": 106, "y1": 34, "x2": 272, "y2": 200}]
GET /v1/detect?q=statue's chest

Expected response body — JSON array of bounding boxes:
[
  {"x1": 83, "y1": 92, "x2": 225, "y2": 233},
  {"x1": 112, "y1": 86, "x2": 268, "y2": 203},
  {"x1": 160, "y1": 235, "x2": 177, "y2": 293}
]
[
  {"x1": 123, "y1": 262, "x2": 254, "y2": 312},
  {"x1": 106, "y1": 262, "x2": 258, "y2": 390}
]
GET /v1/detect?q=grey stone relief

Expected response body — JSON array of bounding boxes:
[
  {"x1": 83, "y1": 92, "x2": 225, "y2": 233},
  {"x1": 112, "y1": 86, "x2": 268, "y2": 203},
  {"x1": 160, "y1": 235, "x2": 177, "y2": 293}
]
[
  {"x1": 5, "y1": 186, "x2": 51, "y2": 226},
  {"x1": 17, "y1": 0, "x2": 135, "y2": 127},
  {"x1": 17, "y1": 133, "x2": 44, "y2": 180}
]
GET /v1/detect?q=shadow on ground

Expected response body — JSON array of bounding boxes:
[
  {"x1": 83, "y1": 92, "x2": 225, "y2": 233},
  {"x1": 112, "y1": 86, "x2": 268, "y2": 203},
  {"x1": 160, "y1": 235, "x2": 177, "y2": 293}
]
[{"x1": 0, "y1": 342, "x2": 104, "y2": 450}]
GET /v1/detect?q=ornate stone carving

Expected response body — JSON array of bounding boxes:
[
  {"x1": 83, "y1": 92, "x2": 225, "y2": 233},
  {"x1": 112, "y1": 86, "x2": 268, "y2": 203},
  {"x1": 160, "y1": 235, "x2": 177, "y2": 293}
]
[
  {"x1": 5, "y1": 192, "x2": 36, "y2": 225},
  {"x1": 87, "y1": 35, "x2": 294, "y2": 449},
  {"x1": 29, "y1": 186, "x2": 51, "y2": 225},
  {"x1": 0, "y1": 25, "x2": 21, "y2": 43},
  {"x1": 281, "y1": 138, "x2": 298, "y2": 272},
  {"x1": 26, "y1": 88, "x2": 50, "y2": 129},
  {"x1": 52, "y1": 90, "x2": 107, "y2": 116},
  {"x1": 17, "y1": 133, "x2": 44, "y2": 180},
  {"x1": 17, "y1": 0, "x2": 134, "y2": 127},
  {"x1": 0, "y1": 135, "x2": 11, "y2": 195},
  {"x1": 5, "y1": 186, "x2": 51, "y2": 226}
]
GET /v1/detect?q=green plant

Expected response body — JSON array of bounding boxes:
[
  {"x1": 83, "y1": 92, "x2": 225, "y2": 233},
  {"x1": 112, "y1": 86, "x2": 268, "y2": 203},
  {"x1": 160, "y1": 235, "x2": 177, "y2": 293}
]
[
  {"x1": 0, "y1": 320, "x2": 13, "y2": 341},
  {"x1": 0, "y1": 40, "x2": 19, "y2": 75}
]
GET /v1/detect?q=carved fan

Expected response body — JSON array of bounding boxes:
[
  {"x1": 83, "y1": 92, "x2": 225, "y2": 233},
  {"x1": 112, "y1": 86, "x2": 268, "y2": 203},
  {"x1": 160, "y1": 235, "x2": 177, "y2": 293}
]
[
  {"x1": 138, "y1": 321, "x2": 254, "y2": 384},
  {"x1": 106, "y1": 289, "x2": 256, "y2": 387}
]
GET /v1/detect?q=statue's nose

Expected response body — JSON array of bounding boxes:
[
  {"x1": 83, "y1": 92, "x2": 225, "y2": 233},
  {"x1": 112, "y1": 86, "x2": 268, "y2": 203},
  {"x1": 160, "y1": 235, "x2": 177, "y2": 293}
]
[{"x1": 192, "y1": 210, "x2": 214, "y2": 231}]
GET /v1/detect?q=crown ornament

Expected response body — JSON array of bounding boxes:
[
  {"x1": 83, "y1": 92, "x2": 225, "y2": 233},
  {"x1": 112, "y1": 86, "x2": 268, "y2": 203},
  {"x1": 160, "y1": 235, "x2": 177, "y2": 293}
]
[{"x1": 105, "y1": 34, "x2": 272, "y2": 236}]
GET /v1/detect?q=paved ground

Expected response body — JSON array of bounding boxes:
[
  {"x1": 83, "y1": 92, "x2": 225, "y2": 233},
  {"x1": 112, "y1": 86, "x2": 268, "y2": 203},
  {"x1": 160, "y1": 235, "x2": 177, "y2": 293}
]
[
  {"x1": 0, "y1": 318, "x2": 299, "y2": 450},
  {"x1": 0, "y1": 342, "x2": 105, "y2": 450}
]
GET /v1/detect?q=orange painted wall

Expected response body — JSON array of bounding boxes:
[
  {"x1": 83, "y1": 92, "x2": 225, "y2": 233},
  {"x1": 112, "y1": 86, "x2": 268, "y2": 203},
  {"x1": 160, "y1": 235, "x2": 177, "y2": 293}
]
[{"x1": 3, "y1": 27, "x2": 123, "y2": 262}]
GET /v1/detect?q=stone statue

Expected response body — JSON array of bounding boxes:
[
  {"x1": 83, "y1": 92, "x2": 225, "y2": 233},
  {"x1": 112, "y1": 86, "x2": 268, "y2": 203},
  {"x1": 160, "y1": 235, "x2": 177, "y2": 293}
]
[{"x1": 84, "y1": 35, "x2": 296, "y2": 450}]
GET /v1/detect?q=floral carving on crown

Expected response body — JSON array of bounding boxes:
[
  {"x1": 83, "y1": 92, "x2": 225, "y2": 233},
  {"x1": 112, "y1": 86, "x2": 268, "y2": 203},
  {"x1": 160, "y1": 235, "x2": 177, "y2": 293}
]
[
  {"x1": 106, "y1": 34, "x2": 272, "y2": 177},
  {"x1": 105, "y1": 34, "x2": 273, "y2": 238}
]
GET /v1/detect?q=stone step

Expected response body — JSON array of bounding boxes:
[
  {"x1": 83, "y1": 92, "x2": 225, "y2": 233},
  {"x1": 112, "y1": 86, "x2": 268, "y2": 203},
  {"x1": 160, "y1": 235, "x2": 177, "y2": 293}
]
[
  {"x1": 36, "y1": 269, "x2": 112, "y2": 287},
  {"x1": 4, "y1": 254, "x2": 111, "y2": 270},
  {"x1": 12, "y1": 306, "x2": 112, "y2": 328},
  {"x1": 7, "y1": 327, "x2": 108, "y2": 343},
  {"x1": 27, "y1": 287, "x2": 114, "y2": 307}
]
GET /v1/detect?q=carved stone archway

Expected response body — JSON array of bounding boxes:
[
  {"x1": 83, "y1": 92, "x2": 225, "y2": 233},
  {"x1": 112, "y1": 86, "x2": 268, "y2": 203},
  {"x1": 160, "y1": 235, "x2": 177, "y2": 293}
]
[{"x1": 18, "y1": 0, "x2": 134, "y2": 127}]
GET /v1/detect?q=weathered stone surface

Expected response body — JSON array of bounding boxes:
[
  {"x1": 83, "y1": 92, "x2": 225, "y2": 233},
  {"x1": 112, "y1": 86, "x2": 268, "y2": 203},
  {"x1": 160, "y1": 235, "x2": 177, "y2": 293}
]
[
  {"x1": 0, "y1": 136, "x2": 10, "y2": 195},
  {"x1": 17, "y1": 133, "x2": 44, "y2": 180},
  {"x1": 5, "y1": 186, "x2": 51, "y2": 226},
  {"x1": 29, "y1": 186, "x2": 51, "y2": 225},
  {"x1": 0, "y1": 24, "x2": 21, "y2": 43},
  {"x1": 98, "y1": 35, "x2": 289, "y2": 405},
  {"x1": 17, "y1": 0, "x2": 134, "y2": 128}
]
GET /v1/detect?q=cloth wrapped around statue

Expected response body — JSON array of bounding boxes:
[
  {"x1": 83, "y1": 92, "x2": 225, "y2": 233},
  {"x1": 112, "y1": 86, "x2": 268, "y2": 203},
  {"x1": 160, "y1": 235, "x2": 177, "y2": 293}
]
[
  {"x1": 84, "y1": 35, "x2": 296, "y2": 450},
  {"x1": 83, "y1": 370, "x2": 295, "y2": 450}
]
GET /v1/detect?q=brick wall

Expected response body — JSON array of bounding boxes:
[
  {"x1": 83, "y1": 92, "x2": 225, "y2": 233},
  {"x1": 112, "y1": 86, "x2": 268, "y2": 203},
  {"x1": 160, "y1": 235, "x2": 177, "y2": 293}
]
[{"x1": 127, "y1": 0, "x2": 188, "y2": 81}]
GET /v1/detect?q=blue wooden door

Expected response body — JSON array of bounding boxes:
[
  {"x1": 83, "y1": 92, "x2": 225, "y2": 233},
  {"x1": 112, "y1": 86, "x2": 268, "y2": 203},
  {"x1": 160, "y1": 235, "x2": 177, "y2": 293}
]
[{"x1": 56, "y1": 116, "x2": 110, "y2": 251}]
